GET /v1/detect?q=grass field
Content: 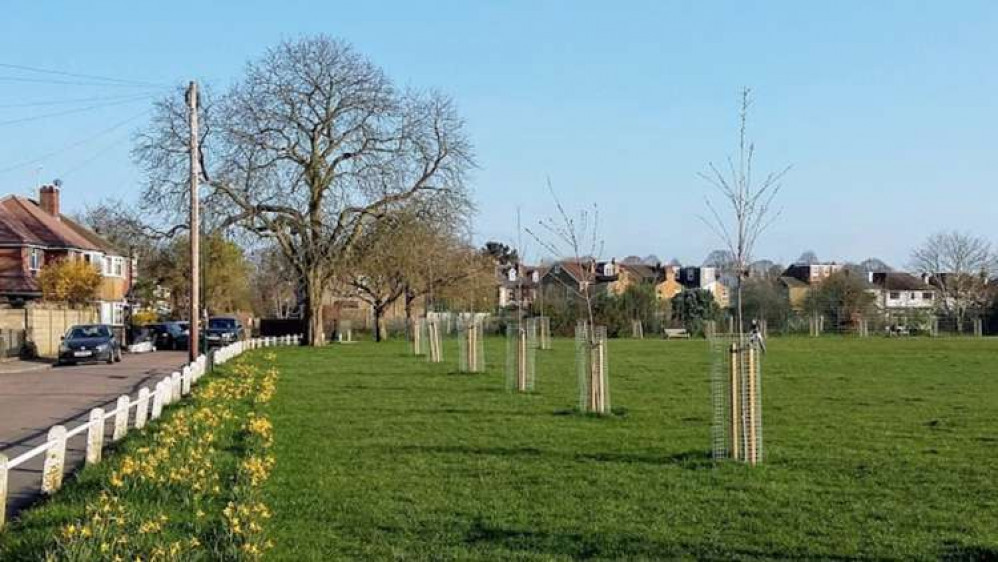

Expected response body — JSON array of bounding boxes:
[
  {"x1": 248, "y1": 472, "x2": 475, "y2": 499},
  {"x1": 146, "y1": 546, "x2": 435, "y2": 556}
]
[{"x1": 264, "y1": 336, "x2": 998, "y2": 561}]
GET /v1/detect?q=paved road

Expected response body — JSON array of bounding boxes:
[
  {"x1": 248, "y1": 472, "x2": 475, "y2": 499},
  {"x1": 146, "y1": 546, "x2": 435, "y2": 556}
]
[{"x1": 0, "y1": 351, "x2": 188, "y2": 522}]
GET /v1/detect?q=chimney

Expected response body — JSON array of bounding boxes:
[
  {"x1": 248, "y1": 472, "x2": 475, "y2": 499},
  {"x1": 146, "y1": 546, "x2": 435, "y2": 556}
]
[{"x1": 39, "y1": 184, "x2": 60, "y2": 219}]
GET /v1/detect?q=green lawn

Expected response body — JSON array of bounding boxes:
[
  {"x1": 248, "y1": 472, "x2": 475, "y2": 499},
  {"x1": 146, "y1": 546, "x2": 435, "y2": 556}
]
[{"x1": 264, "y1": 337, "x2": 998, "y2": 561}]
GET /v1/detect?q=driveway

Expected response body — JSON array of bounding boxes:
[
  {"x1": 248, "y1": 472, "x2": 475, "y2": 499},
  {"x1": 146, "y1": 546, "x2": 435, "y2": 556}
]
[{"x1": 0, "y1": 351, "x2": 189, "y2": 522}]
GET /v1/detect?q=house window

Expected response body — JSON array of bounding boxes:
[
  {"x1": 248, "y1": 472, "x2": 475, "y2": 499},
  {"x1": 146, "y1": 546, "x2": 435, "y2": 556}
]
[
  {"x1": 113, "y1": 303, "x2": 125, "y2": 326},
  {"x1": 889, "y1": 292, "x2": 900, "y2": 300},
  {"x1": 910, "y1": 292, "x2": 917, "y2": 300},
  {"x1": 923, "y1": 292, "x2": 933, "y2": 300},
  {"x1": 29, "y1": 248, "x2": 42, "y2": 271},
  {"x1": 104, "y1": 256, "x2": 113, "y2": 275}
]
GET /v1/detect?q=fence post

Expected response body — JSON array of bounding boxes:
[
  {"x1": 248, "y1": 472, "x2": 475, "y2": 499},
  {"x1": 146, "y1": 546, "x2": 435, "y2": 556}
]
[
  {"x1": 152, "y1": 382, "x2": 165, "y2": 418},
  {"x1": 162, "y1": 375, "x2": 174, "y2": 405},
  {"x1": 171, "y1": 371, "x2": 181, "y2": 402},
  {"x1": 182, "y1": 366, "x2": 192, "y2": 395},
  {"x1": 135, "y1": 387, "x2": 150, "y2": 429},
  {"x1": 41, "y1": 425, "x2": 67, "y2": 494},
  {"x1": 86, "y1": 408, "x2": 105, "y2": 464},
  {"x1": 112, "y1": 395, "x2": 129, "y2": 442},
  {"x1": 0, "y1": 453, "x2": 7, "y2": 530}
]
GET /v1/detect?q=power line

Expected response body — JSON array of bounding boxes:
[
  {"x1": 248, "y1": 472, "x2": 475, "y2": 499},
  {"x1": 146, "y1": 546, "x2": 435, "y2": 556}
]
[
  {"x1": 58, "y1": 132, "x2": 135, "y2": 179},
  {"x1": 0, "y1": 93, "x2": 158, "y2": 109},
  {"x1": 0, "y1": 75, "x2": 166, "y2": 88},
  {"x1": 0, "y1": 94, "x2": 154, "y2": 127},
  {"x1": 0, "y1": 108, "x2": 151, "y2": 174},
  {"x1": 0, "y1": 62, "x2": 167, "y2": 88}
]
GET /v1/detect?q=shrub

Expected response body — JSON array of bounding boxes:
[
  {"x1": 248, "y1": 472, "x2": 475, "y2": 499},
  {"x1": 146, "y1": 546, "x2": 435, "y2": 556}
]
[{"x1": 38, "y1": 259, "x2": 102, "y2": 305}]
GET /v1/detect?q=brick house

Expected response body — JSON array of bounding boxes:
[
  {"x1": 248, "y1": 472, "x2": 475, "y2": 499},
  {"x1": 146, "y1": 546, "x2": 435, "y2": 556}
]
[{"x1": 0, "y1": 184, "x2": 134, "y2": 326}]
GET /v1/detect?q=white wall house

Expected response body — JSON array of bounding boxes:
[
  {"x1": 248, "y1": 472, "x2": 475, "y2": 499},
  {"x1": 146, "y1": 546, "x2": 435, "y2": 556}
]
[{"x1": 867, "y1": 272, "x2": 936, "y2": 311}]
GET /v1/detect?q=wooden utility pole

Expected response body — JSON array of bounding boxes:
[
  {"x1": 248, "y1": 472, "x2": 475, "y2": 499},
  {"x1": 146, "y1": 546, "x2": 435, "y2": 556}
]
[{"x1": 187, "y1": 81, "x2": 200, "y2": 361}]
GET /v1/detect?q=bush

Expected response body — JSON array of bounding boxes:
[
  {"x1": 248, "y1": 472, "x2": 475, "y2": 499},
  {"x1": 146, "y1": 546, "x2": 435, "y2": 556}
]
[
  {"x1": 671, "y1": 289, "x2": 720, "y2": 337},
  {"x1": 38, "y1": 259, "x2": 102, "y2": 305}
]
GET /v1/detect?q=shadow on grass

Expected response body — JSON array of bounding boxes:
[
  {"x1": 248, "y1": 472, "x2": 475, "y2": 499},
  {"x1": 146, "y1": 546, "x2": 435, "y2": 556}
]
[
  {"x1": 388, "y1": 444, "x2": 715, "y2": 470},
  {"x1": 938, "y1": 540, "x2": 998, "y2": 561},
  {"x1": 552, "y1": 406, "x2": 629, "y2": 419},
  {"x1": 461, "y1": 518, "x2": 898, "y2": 561}
]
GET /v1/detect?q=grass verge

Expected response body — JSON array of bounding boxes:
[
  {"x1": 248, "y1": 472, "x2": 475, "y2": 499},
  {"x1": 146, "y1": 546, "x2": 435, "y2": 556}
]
[{"x1": 0, "y1": 351, "x2": 279, "y2": 561}]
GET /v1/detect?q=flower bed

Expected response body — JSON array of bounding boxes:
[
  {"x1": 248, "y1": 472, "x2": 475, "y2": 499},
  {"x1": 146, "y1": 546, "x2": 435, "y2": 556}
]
[{"x1": 0, "y1": 352, "x2": 279, "y2": 561}]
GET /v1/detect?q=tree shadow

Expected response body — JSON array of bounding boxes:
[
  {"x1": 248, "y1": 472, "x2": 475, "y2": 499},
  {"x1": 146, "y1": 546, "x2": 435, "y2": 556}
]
[{"x1": 938, "y1": 540, "x2": 998, "y2": 561}]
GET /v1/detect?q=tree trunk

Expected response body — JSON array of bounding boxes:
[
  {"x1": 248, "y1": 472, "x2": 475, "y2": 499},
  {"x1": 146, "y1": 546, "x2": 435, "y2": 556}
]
[
  {"x1": 404, "y1": 288, "x2": 415, "y2": 322},
  {"x1": 373, "y1": 305, "x2": 385, "y2": 343},
  {"x1": 303, "y1": 267, "x2": 325, "y2": 346},
  {"x1": 737, "y1": 278, "x2": 744, "y2": 339}
]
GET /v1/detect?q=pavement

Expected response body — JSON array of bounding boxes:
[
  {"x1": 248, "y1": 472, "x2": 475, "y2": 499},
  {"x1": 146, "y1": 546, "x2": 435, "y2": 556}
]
[{"x1": 0, "y1": 350, "x2": 189, "y2": 523}]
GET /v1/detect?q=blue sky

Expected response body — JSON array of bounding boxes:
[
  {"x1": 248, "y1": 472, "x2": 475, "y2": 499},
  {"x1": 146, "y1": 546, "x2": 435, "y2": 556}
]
[{"x1": 1, "y1": 1, "x2": 995, "y2": 267}]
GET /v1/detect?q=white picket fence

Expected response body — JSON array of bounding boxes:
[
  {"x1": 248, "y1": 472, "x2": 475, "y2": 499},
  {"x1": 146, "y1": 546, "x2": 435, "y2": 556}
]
[{"x1": 0, "y1": 334, "x2": 301, "y2": 529}]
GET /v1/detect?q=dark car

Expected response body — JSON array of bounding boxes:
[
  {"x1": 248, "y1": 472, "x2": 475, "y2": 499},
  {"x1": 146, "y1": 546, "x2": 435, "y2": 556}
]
[
  {"x1": 205, "y1": 316, "x2": 243, "y2": 347},
  {"x1": 57, "y1": 324, "x2": 122, "y2": 366},
  {"x1": 147, "y1": 322, "x2": 190, "y2": 350}
]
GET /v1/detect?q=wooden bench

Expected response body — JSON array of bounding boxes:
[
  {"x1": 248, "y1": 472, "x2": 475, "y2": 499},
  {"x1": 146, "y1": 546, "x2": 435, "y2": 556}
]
[{"x1": 664, "y1": 328, "x2": 691, "y2": 339}]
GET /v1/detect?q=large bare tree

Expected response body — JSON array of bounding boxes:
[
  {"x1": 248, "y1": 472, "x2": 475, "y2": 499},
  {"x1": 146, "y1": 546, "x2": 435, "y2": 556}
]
[
  {"x1": 700, "y1": 88, "x2": 790, "y2": 336},
  {"x1": 910, "y1": 231, "x2": 996, "y2": 327},
  {"x1": 134, "y1": 36, "x2": 473, "y2": 345}
]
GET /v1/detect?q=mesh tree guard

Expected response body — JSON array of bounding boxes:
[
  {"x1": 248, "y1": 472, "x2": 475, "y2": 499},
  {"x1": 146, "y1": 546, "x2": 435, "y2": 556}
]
[
  {"x1": 506, "y1": 319, "x2": 536, "y2": 392},
  {"x1": 536, "y1": 316, "x2": 552, "y2": 350},
  {"x1": 576, "y1": 322, "x2": 609, "y2": 414},
  {"x1": 808, "y1": 313, "x2": 825, "y2": 337},
  {"x1": 426, "y1": 318, "x2": 443, "y2": 363},
  {"x1": 411, "y1": 317, "x2": 428, "y2": 356},
  {"x1": 710, "y1": 335, "x2": 764, "y2": 465},
  {"x1": 457, "y1": 313, "x2": 485, "y2": 373},
  {"x1": 631, "y1": 319, "x2": 644, "y2": 339}
]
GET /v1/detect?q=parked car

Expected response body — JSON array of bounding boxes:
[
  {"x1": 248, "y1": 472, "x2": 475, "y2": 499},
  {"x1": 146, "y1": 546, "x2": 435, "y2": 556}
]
[
  {"x1": 205, "y1": 316, "x2": 243, "y2": 347},
  {"x1": 147, "y1": 322, "x2": 190, "y2": 350},
  {"x1": 57, "y1": 324, "x2": 122, "y2": 366}
]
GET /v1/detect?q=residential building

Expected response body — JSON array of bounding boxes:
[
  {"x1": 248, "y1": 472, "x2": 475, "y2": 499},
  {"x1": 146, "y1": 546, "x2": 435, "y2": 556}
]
[
  {"x1": 679, "y1": 266, "x2": 730, "y2": 307},
  {"x1": 779, "y1": 262, "x2": 845, "y2": 309},
  {"x1": 867, "y1": 272, "x2": 937, "y2": 311},
  {"x1": 0, "y1": 184, "x2": 134, "y2": 325},
  {"x1": 540, "y1": 259, "x2": 619, "y2": 299},
  {"x1": 781, "y1": 262, "x2": 844, "y2": 285},
  {"x1": 498, "y1": 264, "x2": 543, "y2": 308},
  {"x1": 779, "y1": 276, "x2": 810, "y2": 309},
  {"x1": 608, "y1": 260, "x2": 658, "y2": 296},
  {"x1": 654, "y1": 265, "x2": 683, "y2": 301}
]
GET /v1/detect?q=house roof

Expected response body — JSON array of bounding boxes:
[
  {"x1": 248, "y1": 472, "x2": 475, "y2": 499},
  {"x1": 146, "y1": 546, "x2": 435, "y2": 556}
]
[
  {"x1": 870, "y1": 272, "x2": 934, "y2": 291},
  {"x1": 0, "y1": 195, "x2": 106, "y2": 252},
  {"x1": 62, "y1": 215, "x2": 120, "y2": 254},
  {"x1": 544, "y1": 260, "x2": 618, "y2": 284},
  {"x1": 617, "y1": 262, "x2": 660, "y2": 282}
]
